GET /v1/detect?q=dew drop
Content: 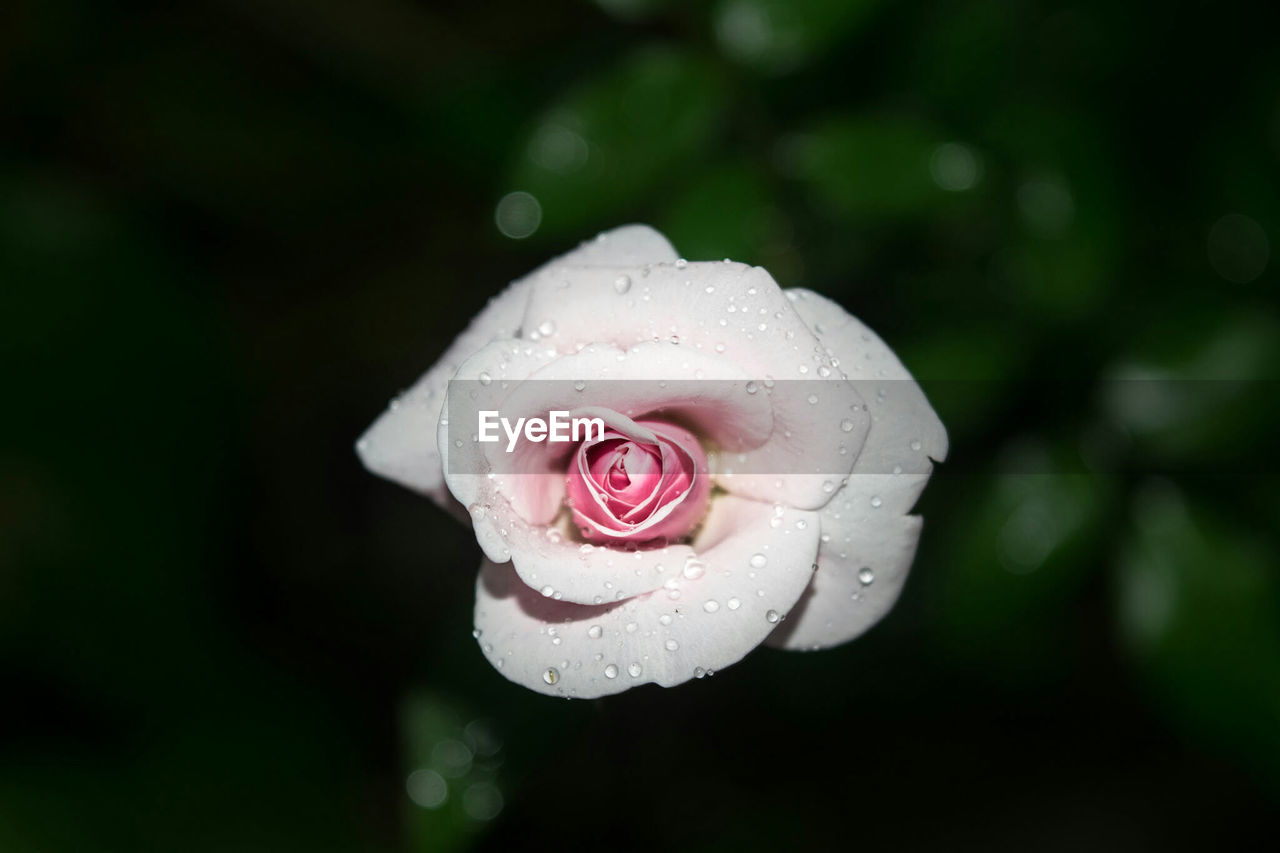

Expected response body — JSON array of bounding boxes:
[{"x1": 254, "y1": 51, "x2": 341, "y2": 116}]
[
  {"x1": 542, "y1": 667, "x2": 559, "y2": 685},
  {"x1": 478, "y1": 371, "x2": 492, "y2": 386},
  {"x1": 765, "y1": 609, "x2": 781, "y2": 624},
  {"x1": 727, "y1": 597, "x2": 741, "y2": 611},
  {"x1": 659, "y1": 614, "x2": 673, "y2": 626},
  {"x1": 675, "y1": 259, "x2": 688, "y2": 269},
  {"x1": 858, "y1": 568, "x2": 875, "y2": 585},
  {"x1": 840, "y1": 418, "x2": 856, "y2": 433},
  {"x1": 807, "y1": 394, "x2": 819, "y2": 405},
  {"x1": 627, "y1": 662, "x2": 643, "y2": 678},
  {"x1": 745, "y1": 380, "x2": 759, "y2": 395},
  {"x1": 604, "y1": 664, "x2": 618, "y2": 679},
  {"x1": 870, "y1": 495, "x2": 883, "y2": 508},
  {"x1": 573, "y1": 380, "x2": 586, "y2": 392},
  {"x1": 665, "y1": 638, "x2": 679, "y2": 651},
  {"x1": 540, "y1": 585, "x2": 554, "y2": 597},
  {"x1": 682, "y1": 558, "x2": 706, "y2": 580},
  {"x1": 537, "y1": 319, "x2": 556, "y2": 337},
  {"x1": 587, "y1": 625, "x2": 602, "y2": 639},
  {"x1": 613, "y1": 275, "x2": 631, "y2": 294},
  {"x1": 910, "y1": 439, "x2": 922, "y2": 451},
  {"x1": 749, "y1": 553, "x2": 768, "y2": 569},
  {"x1": 703, "y1": 599, "x2": 720, "y2": 613}
]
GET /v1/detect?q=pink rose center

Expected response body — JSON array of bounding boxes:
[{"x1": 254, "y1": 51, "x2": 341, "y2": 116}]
[{"x1": 564, "y1": 419, "x2": 710, "y2": 544}]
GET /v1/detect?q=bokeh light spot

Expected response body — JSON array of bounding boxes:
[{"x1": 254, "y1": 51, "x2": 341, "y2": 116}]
[
  {"x1": 528, "y1": 123, "x2": 589, "y2": 174},
  {"x1": 462, "y1": 782, "x2": 504, "y2": 821},
  {"x1": 405, "y1": 769, "x2": 448, "y2": 809},
  {"x1": 929, "y1": 142, "x2": 982, "y2": 191},
  {"x1": 495, "y1": 191, "x2": 542, "y2": 239}
]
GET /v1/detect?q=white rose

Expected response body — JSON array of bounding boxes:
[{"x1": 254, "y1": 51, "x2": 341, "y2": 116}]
[{"x1": 358, "y1": 225, "x2": 946, "y2": 697}]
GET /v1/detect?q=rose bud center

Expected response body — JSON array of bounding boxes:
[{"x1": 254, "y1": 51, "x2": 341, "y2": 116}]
[{"x1": 564, "y1": 419, "x2": 710, "y2": 544}]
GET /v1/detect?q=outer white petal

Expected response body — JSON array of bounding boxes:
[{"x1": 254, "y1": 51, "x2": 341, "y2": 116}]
[
  {"x1": 356, "y1": 225, "x2": 677, "y2": 510},
  {"x1": 767, "y1": 288, "x2": 947, "y2": 650},
  {"x1": 787, "y1": 287, "x2": 948, "y2": 490},
  {"x1": 473, "y1": 496, "x2": 820, "y2": 698},
  {"x1": 766, "y1": 497, "x2": 922, "y2": 650},
  {"x1": 520, "y1": 262, "x2": 865, "y2": 509}
]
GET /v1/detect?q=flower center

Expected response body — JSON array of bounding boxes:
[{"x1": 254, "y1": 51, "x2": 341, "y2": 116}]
[{"x1": 564, "y1": 419, "x2": 710, "y2": 544}]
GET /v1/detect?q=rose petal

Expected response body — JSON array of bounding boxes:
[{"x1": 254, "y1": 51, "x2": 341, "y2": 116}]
[
  {"x1": 473, "y1": 496, "x2": 820, "y2": 697},
  {"x1": 356, "y1": 224, "x2": 677, "y2": 509},
  {"x1": 765, "y1": 288, "x2": 946, "y2": 650},
  {"x1": 786, "y1": 287, "x2": 948, "y2": 489},
  {"x1": 765, "y1": 500, "x2": 921, "y2": 651},
  {"x1": 520, "y1": 262, "x2": 866, "y2": 509}
]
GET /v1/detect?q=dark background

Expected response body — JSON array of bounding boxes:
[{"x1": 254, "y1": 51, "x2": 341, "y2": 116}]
[{"x1": 4, "y1": 0, "x2": 1279, "y2": 850}]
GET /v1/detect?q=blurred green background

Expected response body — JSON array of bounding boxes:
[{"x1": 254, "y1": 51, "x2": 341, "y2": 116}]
[{"x1": 3, "y1": 0, "x2": 1279, "y2": 849}]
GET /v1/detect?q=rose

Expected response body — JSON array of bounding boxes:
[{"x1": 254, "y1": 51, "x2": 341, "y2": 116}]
[{"x1": 357, "y1": 225, "x2": 946, "y2": 697}]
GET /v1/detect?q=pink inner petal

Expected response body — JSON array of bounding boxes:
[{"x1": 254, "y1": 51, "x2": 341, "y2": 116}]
[{"x1": 567, "y1": 419, "x2": 710, "y2": 544}]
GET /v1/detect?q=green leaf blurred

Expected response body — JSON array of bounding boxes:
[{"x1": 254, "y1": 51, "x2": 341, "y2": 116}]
[
  {"x1": 782, "y1": 116, "x2": 978, "y2": 221},
  {"x1": 713, "y1": 0, "x2": 883, "y2": 73},
  {"x1": 1117, "y1": 481, "x2": 1280, "y2": 791},
  {"x1": 507, "y1": 47, "x2": 728, "y2": 239}
]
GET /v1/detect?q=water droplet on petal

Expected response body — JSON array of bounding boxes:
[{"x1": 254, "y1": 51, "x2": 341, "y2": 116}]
[
  {"x1": 749, "y1": 553, "x2": 768, "y2": 569},
  {"x1": 682, "y1": 558, "x2": 706, "y2": 580},
  {"x1": 765, "y1": 609, "x2": 781, "y2": 623},
  {"x1": 587, "y1": 625, "x2": 602, "y2": 639},
  {"x1": 604, "y1": 664, "x2": 618, "y2": 679},
  {"x1": 727, "y1": 597, "x2": 741, "y2": 610},
  {"x1": 478, "y1": 371, "x2": 492, "y2": 386},
  {"x1": 703, "y1": 599, "x2": 720, "y2": 613},
  {"x1": 573, "y1": 380, "x2": 586, "y2": 392},
  {"x1": 858, "y1": 568, "x2": 875, "y2": 585},
  {"x1": 745, "y1": 380, "x2": 759, "y2": 395},
  {"x1": 627, "y1": 662, "x2": 643, "y2": 678},
  {"x1": 537, "y1": 319, "x2": 556, "y2": 337},
  {"x1": 870, "y1": 495, "x2": 883, "y2": 508},
  {"x1": 540, "y1": 585, "x2": 554, "y2": 597},
  {"x1": 910, "y1": 439, "x2": 922, "y2": 451},
  {"x1": 613, "y1": 275, "x2": 631, "y2": 294},
  {"x1": 665, "y1": 638, "x2": 679, "y2": 651},
  {"x1": 840, "y1": 418, "x2": 855, "y2": 433},
  {"x1": 542, "y1": 668, "x2": 559, "y2": 685}
]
